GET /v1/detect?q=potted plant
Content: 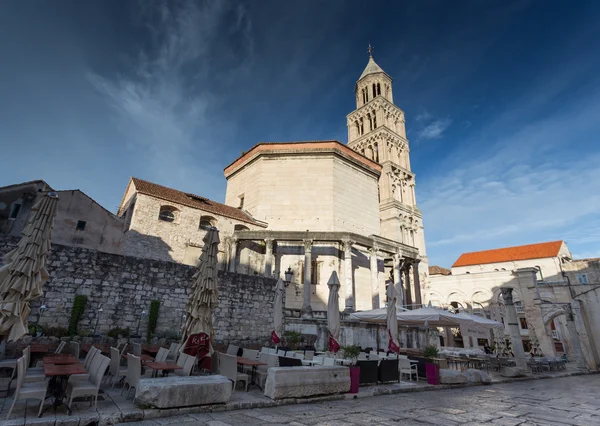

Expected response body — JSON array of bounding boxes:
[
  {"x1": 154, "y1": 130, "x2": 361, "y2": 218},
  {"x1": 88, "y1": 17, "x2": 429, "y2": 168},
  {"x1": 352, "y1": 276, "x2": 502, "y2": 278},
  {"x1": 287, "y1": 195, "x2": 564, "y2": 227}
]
[
  {"x1": 424, "y1": 345, "x2": 440, "y2": 385},
  {"x1": 341, "y1": 345, "x2": 361, "y2": 393}
]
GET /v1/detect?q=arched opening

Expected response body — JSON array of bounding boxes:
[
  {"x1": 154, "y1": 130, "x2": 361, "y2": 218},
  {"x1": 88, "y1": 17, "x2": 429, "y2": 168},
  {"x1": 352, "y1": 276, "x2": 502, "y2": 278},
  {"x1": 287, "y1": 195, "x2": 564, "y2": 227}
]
[
  {"x1": 372, "y1": 83, "x2": 377, "y2": 98},
  {"x1": 234, "y1": 224, "x2": 250, "y2": 232},
  {"x1": 199, "y1": 215, "x2": 217, "y2": 230},
  {"x1": 373, "y1": 114, "x2": 377, "y2": 129},
  {"x1": 158, "y1": 205, "x2": 178, "y2": 223},
  {"x1": 377, "y1": 83, "x2": 381, "y2": 96}
]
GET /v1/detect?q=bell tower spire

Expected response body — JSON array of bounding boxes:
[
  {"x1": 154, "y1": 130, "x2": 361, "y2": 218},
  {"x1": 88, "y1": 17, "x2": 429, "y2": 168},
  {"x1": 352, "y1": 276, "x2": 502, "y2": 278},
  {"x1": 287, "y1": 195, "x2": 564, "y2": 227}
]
[{"x1": 345, "y1": 48, "x2": 427, "y2": 259}]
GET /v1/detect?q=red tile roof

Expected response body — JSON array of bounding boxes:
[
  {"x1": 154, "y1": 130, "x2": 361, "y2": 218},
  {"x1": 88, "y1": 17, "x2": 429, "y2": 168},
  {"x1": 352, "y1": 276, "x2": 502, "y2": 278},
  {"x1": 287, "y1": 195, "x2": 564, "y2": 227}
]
[
  {"x1": 130, "y1": 177, "x2": 266, "y2": 227},
  {"x1": 429, "y1": 265, "x2": 451, "y2": 276},
  {"x1": 452, "y1": 241, "x2": 564, "y2": 268}
]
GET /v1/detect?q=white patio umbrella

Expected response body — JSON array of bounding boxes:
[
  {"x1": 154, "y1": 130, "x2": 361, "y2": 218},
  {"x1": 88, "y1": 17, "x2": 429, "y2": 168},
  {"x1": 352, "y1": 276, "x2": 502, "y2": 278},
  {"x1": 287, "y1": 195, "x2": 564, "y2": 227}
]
[
  {"x1": 394, "y1": 306, "x2": 473, "y2": 328},
  {"x1": 0, "y1": 192, "x2": 59, "y2": 342},
  {"x1": 348, "y1": 306, "x2": 408, "y2": 323},
  {"x1": 327, "y1": 271, "x2": 341, "y2": 353},
  {"x1": 180, "y1": 227, "x2": 220, "y2": 355},
  {"x1": 386, "y1": 283, "x2": 400, "y2": 353},
  {"x1": 271, "y1": 277, "x2": 285, "y2": 345}
]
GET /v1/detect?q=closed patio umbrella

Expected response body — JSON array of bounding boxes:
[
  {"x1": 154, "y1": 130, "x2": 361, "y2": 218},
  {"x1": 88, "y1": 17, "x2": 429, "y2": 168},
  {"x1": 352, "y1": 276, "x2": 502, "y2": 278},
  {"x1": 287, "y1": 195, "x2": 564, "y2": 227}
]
[
  {"x1": 271, "y1": 278, "x2": 285, "y2": 345},
  {"x1": 327, "y1": 271, "x2": 341, "y2": 353},
  {"x1": 0, "y1": 192, "x2": 59, "y2": 342},
  {"x1": 386, "y1": 283, "x2": 400, "y2": 353},
  {"x1": 180, "y1": 227, "x2": 220, "y2": 356}
]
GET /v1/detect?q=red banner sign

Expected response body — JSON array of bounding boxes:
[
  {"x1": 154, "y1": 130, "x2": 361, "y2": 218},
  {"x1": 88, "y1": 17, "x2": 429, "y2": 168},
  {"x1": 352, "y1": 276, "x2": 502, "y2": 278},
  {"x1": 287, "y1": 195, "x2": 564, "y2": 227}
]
[
  {"x1": 271, "y1": 330, "x2": 280, "y2": 344},
  {"x1": 388, "y1": 329, "x2": 400, "y2": 354},
  {"x1": 183, "y1": 332, "x2": 210, "y2": 358},
  {"x1": 328, "y1": 334, "x2": 340, "y2": 353}
]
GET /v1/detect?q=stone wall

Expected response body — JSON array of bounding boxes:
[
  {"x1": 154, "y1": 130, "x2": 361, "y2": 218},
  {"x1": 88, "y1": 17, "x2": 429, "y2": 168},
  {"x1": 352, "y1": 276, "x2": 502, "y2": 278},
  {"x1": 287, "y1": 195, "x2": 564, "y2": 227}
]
[{"x1": 0, "y1": 235, "x2": 277, "y2": 347}]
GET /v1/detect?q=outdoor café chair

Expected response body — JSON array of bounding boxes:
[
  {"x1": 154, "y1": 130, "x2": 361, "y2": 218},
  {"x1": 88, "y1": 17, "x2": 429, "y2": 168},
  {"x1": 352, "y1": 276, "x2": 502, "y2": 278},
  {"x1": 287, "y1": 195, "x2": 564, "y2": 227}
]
[
  {"x1": 55, "y1": 341, "x2": 66, "y2": 354},
  {"x1": 67, "y1": 354, "x2": 110, "y2": 410},
  {"x1": 132, "y1": 343, "x2": 142, "y2": 357},
  {"x1": 226, "y1": 344, "x2": 239, "y2": 356},
  {"x1": 22, "y1": 347, "x2": 45, "y2": 383},
  {"x1": 304, "y1": 350, "x2": 315, "y2": 360},
  {"x1": 6, "y1": 357, "x2": 48, "y2": 419},
  {"x1": 357, "y1": 360, "x2": 378, "y2": 385},
  {"x1": 109, "y1": 347, "x2": 127, "y2": 387},
  {"x1": 154, "y1": 348, "x2": 169, "y2": 362},
  {"x1": 166, "y1": 343, "x2": 180, "y2": 361},
  {"x1": 358, "y1": 352, "x2": 368, "y2": 361},
  {"x1": 242, "y1": 348, "x2": 259, "y2": 360},
  {"x1": 399, "y1": 357, "x2": 418, "y2": 381},
  {"x1": 67, "y1": 341, "x2": 80, "y2": 359},
  {"x1": 121, "y1": 354, "x2": 141, "y2": 398},
  {"x1": 279, "y1": 356, "x2": 302, "y2": 367},
  {"x1": 173, "y1": 353, "x2": 195, "y2": 376},
  {"x1": 68, "y1": 346, "x2": 100, "y2": 384},
  {"x1": 323, "y1": 357, "x2": 335, "y2": 366},
  {"x1": 378, "y1": 358, "x2": 400, "y2": 384},
  {"x1": 220, "y1": 353, "x2": 248, "y2": 391}
]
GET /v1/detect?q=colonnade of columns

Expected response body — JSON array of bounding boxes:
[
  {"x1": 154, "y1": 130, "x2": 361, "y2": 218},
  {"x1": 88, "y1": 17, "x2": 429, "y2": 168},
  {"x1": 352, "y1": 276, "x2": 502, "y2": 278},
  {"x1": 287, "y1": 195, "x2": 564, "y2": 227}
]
[{"x1": 227, "y1": 235, "x2": 421, "y2": 317}]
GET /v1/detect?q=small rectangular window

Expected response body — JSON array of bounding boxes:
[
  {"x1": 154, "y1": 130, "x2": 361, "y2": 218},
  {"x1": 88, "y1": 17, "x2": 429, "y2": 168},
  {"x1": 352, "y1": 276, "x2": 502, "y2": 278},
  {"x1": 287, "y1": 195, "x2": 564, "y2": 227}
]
[
  {"x1": 9, "y1": 203, "x2": 21, "y2": 219},
  {"x1": 76, "y1": 220, "x2": 87, "y2": 231},
  {"x1": 577, "y1": 273, "x2": 589, "y2": 285},
  {"x1": 519, "y1": 317, "x2": 528, "y2": 330},
  {"x1": 238, "y1": 195, "x2": 245, "y2": 209}
]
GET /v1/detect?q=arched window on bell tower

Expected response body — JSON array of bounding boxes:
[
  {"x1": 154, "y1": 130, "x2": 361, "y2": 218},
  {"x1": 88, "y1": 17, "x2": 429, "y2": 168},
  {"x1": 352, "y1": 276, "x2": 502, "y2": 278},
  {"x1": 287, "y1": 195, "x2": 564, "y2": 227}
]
[
  {"x1": 377, "y1": 83, "x2": 381, "y2": 96},
  {"x1": 372, "y1": 83, "x2": 377, "y2": 98}
]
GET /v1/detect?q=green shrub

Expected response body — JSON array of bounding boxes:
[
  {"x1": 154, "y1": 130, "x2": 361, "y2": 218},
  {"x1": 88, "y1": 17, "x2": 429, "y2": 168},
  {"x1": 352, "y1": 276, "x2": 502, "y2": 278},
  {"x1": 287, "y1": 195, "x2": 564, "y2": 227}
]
[
  {"x1": 68, "y1": 295, "x2": 87, "y2": 336},
  {"x1": 107, "y1": 327, "x2": 130, "y2": 339},
  {"x1": 147, "y1": 300, "x2": 160, "y2": 339},
  {"x1": 341, "y1": 345, "x2": 361, "y2": 366},
  {"x1": 45, "y1": 327, "x2": 69, "y2": 337},
  {"x1": 424, "y1": 345, "x2": 439, "y2": 359}
]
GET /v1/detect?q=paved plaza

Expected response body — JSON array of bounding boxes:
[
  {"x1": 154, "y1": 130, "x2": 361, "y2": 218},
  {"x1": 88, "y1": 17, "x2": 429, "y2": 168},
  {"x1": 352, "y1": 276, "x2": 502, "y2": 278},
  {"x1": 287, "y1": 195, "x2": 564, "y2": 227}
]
[{"x1": 123, "y1": 375, "x2": 600, "y2": 426}]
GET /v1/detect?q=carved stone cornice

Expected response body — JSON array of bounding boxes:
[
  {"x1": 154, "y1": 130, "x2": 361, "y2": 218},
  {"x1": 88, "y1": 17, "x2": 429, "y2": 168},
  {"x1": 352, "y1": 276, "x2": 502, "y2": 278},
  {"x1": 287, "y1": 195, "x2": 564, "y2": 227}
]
[
  {"x1": 346, "y1": 96, "x2": 405, "y2": 123},
  {"x1": 342, "y1": 238, "x2": 354, "y2": 254}
]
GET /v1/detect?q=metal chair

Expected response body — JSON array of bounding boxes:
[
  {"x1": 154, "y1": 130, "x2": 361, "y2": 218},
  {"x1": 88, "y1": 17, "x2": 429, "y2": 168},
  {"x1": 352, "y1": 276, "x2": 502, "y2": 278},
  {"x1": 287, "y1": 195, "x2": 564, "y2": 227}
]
[{"x1": 5, "y1": 357, "x2": 48, "y2": 419}]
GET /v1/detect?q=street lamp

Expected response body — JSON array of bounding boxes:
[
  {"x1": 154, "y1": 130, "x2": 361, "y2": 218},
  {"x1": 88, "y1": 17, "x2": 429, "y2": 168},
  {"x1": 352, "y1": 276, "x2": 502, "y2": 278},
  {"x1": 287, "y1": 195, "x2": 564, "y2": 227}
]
[
  {"x1": 33, "y1": 303, "x2": 47, "y2": 336},
  {"x1": 284, "y1": 267, "x2": 294, "y2": 287},
  {"x1": 135, "y1": 309, "x2": 147, "y2": 338},
  {"x1": 93, "y1": 305, "x2": 104, "y2": 338}
]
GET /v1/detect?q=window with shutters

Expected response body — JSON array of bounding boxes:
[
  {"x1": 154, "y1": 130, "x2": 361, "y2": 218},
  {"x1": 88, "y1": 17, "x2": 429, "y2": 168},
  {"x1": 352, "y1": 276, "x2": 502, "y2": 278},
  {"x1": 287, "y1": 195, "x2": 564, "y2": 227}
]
[{"x1": 577, "y1": 273, "x2": 589, "y2": 284}]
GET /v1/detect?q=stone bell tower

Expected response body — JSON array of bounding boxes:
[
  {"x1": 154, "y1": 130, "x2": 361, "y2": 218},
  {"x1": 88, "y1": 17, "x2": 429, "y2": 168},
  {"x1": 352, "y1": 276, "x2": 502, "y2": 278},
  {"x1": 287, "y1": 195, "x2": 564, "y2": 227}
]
[{"x1": 346, "y1": 46, "x2": 427, "y2": 261}]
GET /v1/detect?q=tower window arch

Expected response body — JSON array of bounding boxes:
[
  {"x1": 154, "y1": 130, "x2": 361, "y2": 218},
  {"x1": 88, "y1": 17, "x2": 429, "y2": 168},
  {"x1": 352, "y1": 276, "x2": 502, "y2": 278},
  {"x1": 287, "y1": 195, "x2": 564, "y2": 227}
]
[
  {"x1": 377, "y1": 83, "x2": 381, "y2": 96},
  {"x1": 158, "y1": 205, "x2": 178, "y2": 223},
  {"x1": 372, "y1": 83, "x2": 377, "y2": 98}
]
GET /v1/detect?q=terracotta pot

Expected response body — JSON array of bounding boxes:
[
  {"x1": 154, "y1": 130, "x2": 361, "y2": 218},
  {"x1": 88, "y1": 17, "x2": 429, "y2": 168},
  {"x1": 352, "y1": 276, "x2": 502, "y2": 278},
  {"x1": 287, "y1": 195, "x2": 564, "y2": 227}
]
[{"x1": 349, "y1": 366, "x2": 360, "y2": 393}]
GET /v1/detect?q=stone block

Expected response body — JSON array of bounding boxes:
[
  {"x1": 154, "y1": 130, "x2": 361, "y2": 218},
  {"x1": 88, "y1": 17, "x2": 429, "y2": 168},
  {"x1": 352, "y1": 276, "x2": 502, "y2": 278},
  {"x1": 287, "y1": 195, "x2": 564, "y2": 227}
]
[
  {"x1": 479, "y1": 370, "x2": 491, "y2": 384},
  {"x1": 264, "y1": 366, "x2": 350, "y2": 400},
  {"x1": 439, "y1": 369, "x2": 468, "y2": 384},
  {"x1": 463, "y1": 369, "x2": 481, "y2": 383},
  {"x1": 135, "y1": 375, "x2": 232, "y2": 408},
  {"x1": 501, "y1": 367, "x2": 527, "y2": 378}
]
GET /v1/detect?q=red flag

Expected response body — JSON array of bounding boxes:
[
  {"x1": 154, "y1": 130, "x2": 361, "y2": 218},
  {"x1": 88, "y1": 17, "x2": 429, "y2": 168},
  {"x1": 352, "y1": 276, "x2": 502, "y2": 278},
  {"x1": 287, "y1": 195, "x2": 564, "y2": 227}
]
[
  {"x1": 388, "y1": 329, "x2": 400, "y2": 354},
  {"x1": 271, "y1": 330, "x2": 280, "y2": 344},
  {"x1": 328, "y1": 333, "x2": 340, "y2": 353}
]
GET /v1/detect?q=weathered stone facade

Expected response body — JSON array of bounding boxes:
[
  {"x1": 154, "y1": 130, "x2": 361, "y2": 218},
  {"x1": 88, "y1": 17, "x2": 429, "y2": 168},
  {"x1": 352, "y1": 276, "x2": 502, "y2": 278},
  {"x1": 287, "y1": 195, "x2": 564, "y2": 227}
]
[{"x1": 0, "y1": 235, "x2": 277, "y2": 347}]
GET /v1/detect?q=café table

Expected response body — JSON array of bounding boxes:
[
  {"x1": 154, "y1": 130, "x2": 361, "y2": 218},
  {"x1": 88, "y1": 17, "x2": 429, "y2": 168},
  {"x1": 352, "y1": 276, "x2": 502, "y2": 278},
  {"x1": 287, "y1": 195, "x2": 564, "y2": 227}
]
[
  {"x1": 142, "y1": 345, "x2": 161, "y2": 355},
  {"x1": 236, "y1": 357, "x2": 267, "y2": 391},
  {"x1": 42, "y1": 362, "x2": 87, "y2": 416},
  {"x1": 29, "y1": 344, "x2": 51, "y2": 367},
  {"x1": 43, "y1": 355, "x2": 79, "y2": 365},
  {"x1": 145, "y1": 361, "x2": 183, "y2": 378}
]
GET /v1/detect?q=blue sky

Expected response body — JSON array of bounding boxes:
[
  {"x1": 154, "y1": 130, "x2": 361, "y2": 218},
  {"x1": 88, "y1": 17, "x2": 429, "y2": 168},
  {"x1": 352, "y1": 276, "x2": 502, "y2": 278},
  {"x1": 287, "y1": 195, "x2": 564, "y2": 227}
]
[{"x1": 1, "y1": 0, "x2": 599, "y2": 267}]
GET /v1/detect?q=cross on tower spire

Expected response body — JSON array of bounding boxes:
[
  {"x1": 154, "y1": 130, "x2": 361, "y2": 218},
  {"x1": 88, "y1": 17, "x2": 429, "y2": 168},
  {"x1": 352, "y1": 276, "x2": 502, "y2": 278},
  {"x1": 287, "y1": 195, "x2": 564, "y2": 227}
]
[{"x1": 368, "y1": 43, "x2": 374, "y2": 57}]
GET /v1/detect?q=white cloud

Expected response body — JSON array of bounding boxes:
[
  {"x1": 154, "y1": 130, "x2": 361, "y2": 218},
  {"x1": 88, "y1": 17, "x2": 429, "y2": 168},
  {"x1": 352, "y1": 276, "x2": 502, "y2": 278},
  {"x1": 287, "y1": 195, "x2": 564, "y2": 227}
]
[
  {"x1": 418, "y1": 118, "x2": 452, "y2": 140},
  {"x1": 420, "y1": 95, "x2": 600, "y2": 266},
  {"x1": 87, "y1": 1, "x2": 253, "y2": 196}
]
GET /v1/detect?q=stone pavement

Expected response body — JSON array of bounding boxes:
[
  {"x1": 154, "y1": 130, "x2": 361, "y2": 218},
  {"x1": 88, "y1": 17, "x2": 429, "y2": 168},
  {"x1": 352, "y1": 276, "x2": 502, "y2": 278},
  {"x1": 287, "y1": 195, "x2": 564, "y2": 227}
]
[{"x1": 122, "y1": 375, "x2": 600, "y2": 426}]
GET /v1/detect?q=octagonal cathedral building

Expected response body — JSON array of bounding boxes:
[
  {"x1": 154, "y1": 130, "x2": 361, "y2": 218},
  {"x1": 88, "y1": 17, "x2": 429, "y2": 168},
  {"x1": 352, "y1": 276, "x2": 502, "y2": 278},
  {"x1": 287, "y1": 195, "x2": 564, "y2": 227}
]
[{"x1": 223, "y1": 52, "x2": 428, "y2": 316}]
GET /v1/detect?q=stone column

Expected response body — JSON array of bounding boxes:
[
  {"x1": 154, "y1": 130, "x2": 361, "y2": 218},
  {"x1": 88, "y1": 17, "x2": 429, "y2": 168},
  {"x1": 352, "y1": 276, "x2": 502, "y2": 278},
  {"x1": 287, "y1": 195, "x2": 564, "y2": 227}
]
[
  {"x1": 564, "y1": 303, "x2": 589, "y2": 370},
  {"x1": 342, "y1": 239, "x2": 355, "y2": 312},
  {"x1": 228, "y1": 238, "x2": 238, "y2": 273},
  {"x1": 301, "y1": 239, "x2": 313, "y2": 318},
  {"x1": 369, "y1": 246, "x2": 379, "y2": 309},
  {"x1": 412, "y1": 259, "x2": 422, "y2": 307},
  {"x1": 410, "y1": 183, "x2": 416, "y2": 207},
  {"x1": 264, "y1": 238, "x2": 274, "y2": 277},
  {"x1": 404, "y1": 260, "x2": 413, "y2": 309},
  {"x1": 500, "y1": 287, "x2": 527, "y2": 368},
  {"x1": 393, "y1": 253, "x2": 405, "y2": 309}
]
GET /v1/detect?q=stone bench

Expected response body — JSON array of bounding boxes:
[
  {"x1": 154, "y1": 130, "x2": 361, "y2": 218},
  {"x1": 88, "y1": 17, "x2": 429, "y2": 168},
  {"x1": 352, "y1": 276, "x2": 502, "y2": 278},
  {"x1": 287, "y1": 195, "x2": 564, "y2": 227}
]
[
  {"x1": 135, "y1": 375, "x2": 232, "y2": 408},
  {"x1": 264, "y1": 366, "x2": 350, "y2": 400}
]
